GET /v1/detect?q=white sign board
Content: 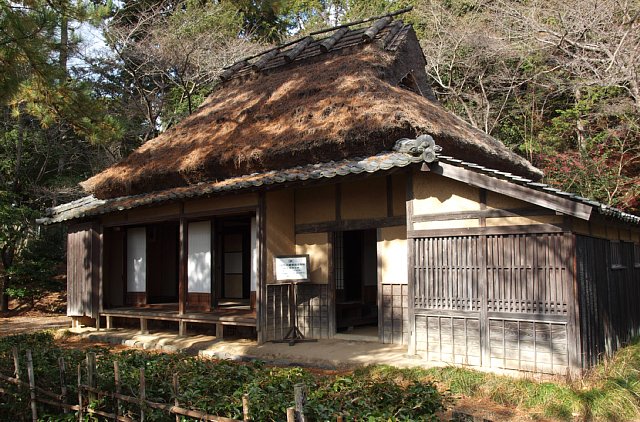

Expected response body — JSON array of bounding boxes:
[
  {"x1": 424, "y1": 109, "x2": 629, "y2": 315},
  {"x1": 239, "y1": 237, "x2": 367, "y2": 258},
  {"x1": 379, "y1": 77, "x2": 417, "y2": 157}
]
[{"x1": 274, "y1": 255, "x2": 309, "y2": 282}]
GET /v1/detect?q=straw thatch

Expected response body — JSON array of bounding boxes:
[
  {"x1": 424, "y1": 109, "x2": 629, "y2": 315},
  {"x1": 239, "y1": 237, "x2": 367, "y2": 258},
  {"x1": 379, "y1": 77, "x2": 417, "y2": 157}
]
[{"x1": 82, "y1": 32, "x2": 542, "y2": 199}]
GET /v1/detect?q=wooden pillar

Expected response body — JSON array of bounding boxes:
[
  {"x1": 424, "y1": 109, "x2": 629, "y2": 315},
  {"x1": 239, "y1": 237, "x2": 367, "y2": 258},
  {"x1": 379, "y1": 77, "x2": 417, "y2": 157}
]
[
  {"x1": 257, "y1": 196, "x2": 267, "y2": 344},
  {"x1": 178, "y1": 320, "x2": 187, "y2": 337},
  {"x1": 106, "y1": 316, "x2": 113, "y2": 330},
  {"x1": 139, "y1": 318, "x2": 148, "y2": 334},
  {"x1": 178, "y1": 211, "x2": 188, "y2": 316},
  {"x1": 567, "y1": 233, "x2": 583, "y2": 377},
  {"x1": 478, "y1": 235, "x2": 489, "y2": 367},
  {"x1": 216, "y1": 323, "x2": 224, "y2": 339},
  {"x1": 328, "y1": 231, "x2": 336, "y2": 338},
  {"x1": 406, "y1": 171, "x2": 416, "y2": 355}
]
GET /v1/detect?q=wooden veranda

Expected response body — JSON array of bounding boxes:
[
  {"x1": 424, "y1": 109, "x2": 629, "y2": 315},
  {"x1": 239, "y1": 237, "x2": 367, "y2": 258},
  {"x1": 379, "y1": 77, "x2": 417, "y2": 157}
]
[{"x1": 98, "y1": 305, "x2": 257, "y2": 337}]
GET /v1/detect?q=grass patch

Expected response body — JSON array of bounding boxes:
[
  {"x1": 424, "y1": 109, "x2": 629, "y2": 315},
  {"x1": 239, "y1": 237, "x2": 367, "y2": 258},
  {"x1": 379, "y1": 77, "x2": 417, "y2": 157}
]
[{"x1": 421, "y1": 338, "x2": 640, "y2": 421}]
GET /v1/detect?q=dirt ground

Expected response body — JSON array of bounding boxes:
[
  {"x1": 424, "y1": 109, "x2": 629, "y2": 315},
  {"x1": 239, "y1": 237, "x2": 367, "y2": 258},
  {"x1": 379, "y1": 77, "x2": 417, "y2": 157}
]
[{"x1": 0, "y1": 291, "x2": 70, "y2": 335}]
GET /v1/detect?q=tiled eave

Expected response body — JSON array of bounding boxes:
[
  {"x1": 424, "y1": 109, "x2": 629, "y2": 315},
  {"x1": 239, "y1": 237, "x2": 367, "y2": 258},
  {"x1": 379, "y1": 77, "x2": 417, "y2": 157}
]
[
  {"x1": 38, "y1": 152, "x2": 424, "y2": 225},
  {"x1": 38, "y1": 152, "x2": 640, "y2": 226}
]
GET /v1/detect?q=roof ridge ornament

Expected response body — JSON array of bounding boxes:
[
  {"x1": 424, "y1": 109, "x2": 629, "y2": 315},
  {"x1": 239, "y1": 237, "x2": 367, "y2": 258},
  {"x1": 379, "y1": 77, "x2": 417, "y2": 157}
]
[
  {"x1": 218, "y1": 6, "x2": 414, "y2": 81},
  {"x1": 393, "y1": 135, "x2": 442, "y2": 163}
]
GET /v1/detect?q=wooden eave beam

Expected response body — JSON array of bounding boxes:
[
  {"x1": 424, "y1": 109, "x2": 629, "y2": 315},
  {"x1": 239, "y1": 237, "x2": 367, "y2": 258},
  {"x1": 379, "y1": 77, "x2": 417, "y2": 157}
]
[{"x1": 428, "y1": 162, "x2": 593, "y2": 221}]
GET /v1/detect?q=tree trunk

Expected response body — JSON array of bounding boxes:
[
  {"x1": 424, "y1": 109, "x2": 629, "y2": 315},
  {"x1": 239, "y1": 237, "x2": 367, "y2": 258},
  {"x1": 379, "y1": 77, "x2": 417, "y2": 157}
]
[
  {"x1": 0, "y1": 246, "x2": 14, "y2": 312},
  {"x1": 0, "y1": 290, "x2": 8, "y2": 311},
  {"x1": 60, "y1": 11, "x2": 68, "y2": 73}
]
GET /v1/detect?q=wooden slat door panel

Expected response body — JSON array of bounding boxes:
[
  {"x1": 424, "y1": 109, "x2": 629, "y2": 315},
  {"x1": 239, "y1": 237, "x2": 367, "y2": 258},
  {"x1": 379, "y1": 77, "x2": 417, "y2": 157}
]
[{"x1": 67, "y1": 223, "x2": 101, "y2": 318}]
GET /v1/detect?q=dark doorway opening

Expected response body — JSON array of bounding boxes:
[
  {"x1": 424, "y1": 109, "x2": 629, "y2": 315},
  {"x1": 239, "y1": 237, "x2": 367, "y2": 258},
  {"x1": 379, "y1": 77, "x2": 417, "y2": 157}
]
[
  {"x1": 335, "y1": 229, "x2": 378, "y2": 336},
  {"x1": 146, "y1": 222, "x2": 179, "y2": 304},
  {"x1": 215, "y1": 216, "x2": 251, "y2": 307}
]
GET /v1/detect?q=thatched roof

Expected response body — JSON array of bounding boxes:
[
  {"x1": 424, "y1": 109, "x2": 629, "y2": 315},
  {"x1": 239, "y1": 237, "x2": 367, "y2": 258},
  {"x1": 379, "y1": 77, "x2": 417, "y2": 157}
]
[{"x1": 82, "y1": 13, "x2": 542, "y2": 199}]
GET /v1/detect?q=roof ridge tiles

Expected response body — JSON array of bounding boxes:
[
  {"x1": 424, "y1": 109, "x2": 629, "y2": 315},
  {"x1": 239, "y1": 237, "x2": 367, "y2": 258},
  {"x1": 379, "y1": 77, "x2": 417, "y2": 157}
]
[{"x1": 220, "y1": 6, "x2": 413, "y2": 81}]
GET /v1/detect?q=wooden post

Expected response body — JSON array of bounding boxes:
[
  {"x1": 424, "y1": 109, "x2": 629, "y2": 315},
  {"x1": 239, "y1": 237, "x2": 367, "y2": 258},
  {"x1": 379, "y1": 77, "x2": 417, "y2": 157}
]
[
  {"x1": 173, "y1": 373, "x2": 180, "y2": 422},
  {"x1": 86, "y1": 352, "x2": 97, "y2": 404},
  {"x1": 25, "y1": 350, "x2": 37, "y2": 422},
  {"x1": 140, "y1": 317, "x2": 149, "y2": 334},
  {"x1": 139, "y1": 367, "x2": 146, "y2": 422},
  {"x1": 294, "y1": 383, "x2": 306, "y2": 422},
  {"x1": 106, "y1": 315, "x2": 113, "y2": 330},
  {"x1": 59, "y1": 357, "x2": 68, "y2": 414},
  {"x1": 286, "y1": 407, "x2": 296, "y2": 422},
  {"x1": 179, "y1": 320, "x2": 187, "y2": 337},
  {"x1": 216, "y1": 323, "x2": 224, "y2": 339},
  {"x1": 178, "y1": 214, "x2": 188, "y2": 316},
  {"x1": 12, "y1": 346, "x2": 20, "y2": 386},
  {"x1": 77, "y1": 364, "x2": 83, "y2": 421},
  {"x1": 242, "y1": 393, "x2": 250, "y2": 422},
  {"x1": 114, "y1": 361, "x2": 121, "y2": 420}
]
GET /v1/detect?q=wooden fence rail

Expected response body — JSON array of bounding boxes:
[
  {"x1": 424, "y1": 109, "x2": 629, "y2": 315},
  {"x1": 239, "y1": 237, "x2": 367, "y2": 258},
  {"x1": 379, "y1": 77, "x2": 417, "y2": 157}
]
[{"x1": 1, "y1": 349, "x2": 254, "y2": 422}]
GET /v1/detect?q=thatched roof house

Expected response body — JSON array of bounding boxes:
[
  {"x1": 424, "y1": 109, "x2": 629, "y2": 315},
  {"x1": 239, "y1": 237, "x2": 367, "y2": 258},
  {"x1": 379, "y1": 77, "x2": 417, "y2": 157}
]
[{"x1": 42, "y1": 9, "x2": 640, "y2": 377}]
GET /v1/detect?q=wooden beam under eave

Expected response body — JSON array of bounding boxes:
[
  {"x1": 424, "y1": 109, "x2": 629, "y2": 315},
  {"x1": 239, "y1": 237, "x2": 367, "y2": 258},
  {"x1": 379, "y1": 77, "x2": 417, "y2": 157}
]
[{"x1": 428, "y1": 162, "x2": 593, "y2": 221}]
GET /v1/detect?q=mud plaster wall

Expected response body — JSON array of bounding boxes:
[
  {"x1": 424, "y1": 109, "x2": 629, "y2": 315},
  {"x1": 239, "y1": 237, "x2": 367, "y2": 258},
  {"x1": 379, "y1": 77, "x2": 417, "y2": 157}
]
[
  {"x1": 412, "y1": 172, "x2": 480, "y2": 216},
  {"x1": 266, "y1": 190, "x2": 295, "y2": 284},
  {"x1": 295, "y1": 185, "x2": 335, "y2": 224},
  {"x1": 295, "y1": 233, "x2": 329, "y2": 284},
  {"x1": 485, "y1": 215, "x2": 564, "y2": 226},
  {"x1": 486, "y1": 191, "x2": 528, "y2": 210},
  {"x1": 342, "y1": 177, "x2": 387, "y2": 220},
  {"x1": 378, "y1": 226, "x2": 407, "y2": 284},
  {"x1": 392, "y1": 173, "x2": 407, "y2": 217}
]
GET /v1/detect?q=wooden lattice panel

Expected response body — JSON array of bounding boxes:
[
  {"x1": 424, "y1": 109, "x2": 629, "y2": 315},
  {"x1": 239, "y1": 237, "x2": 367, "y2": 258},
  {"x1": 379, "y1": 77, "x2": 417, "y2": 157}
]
[
  {"x1": 414, "y1": 236, "x2": 481, "y2": 311},
  {"x1": 489, "y1": 319, "x2": 568, "y2": 374},
  {"x1": 415, "y1": 314, "x2": 481, "y2": 366},
  {"x1": 381, "y1": 284, "x2": 409, "y2": 344}
]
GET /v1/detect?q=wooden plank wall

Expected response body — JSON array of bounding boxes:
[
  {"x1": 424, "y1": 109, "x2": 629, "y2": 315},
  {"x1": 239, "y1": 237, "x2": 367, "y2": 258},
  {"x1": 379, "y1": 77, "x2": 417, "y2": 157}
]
[
  {"x1": 413, "y1": 233, "x2": 572, "y2": 374},
  {"x1": 265, "y1": 284, "x2": 329, "y2": 341},
  {"x1": 380, "y1": 284, "x2": 409, "y2": 344},
  {"x1": 577, "y1": 236, "x2": 640, "y2": 368},
  {"x1": 67, "y1": 223, "x2": 101, "y2": 318},
  {"x1": 296, "y1": 284, "x2": 330, "y2": 339}
]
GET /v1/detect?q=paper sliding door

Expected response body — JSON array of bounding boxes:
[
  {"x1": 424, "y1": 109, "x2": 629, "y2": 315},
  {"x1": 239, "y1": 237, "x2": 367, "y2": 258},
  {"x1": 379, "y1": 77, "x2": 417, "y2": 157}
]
[
  {"x1": 187, "y1": 220, "x2": 212, "y2": 310},
  {"x1": 126, "y1": 227, "x2": 146, "y2": 305}
]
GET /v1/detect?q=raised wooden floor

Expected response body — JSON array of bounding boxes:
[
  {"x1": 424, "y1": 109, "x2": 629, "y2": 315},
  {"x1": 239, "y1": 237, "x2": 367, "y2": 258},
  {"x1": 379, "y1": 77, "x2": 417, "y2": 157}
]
[{"x1": 99, "y1": 306, "x2": 256, "y2": 337}]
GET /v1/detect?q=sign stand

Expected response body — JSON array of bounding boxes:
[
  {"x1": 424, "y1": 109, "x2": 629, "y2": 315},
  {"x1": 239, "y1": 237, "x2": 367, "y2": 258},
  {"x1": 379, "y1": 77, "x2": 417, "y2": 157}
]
[
  {"x1": 271, "y1": 255, "x2": 317, "y2": 346},
  {"x1": 273, "y1": 281, "x2": 318, "y2": 346}
]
